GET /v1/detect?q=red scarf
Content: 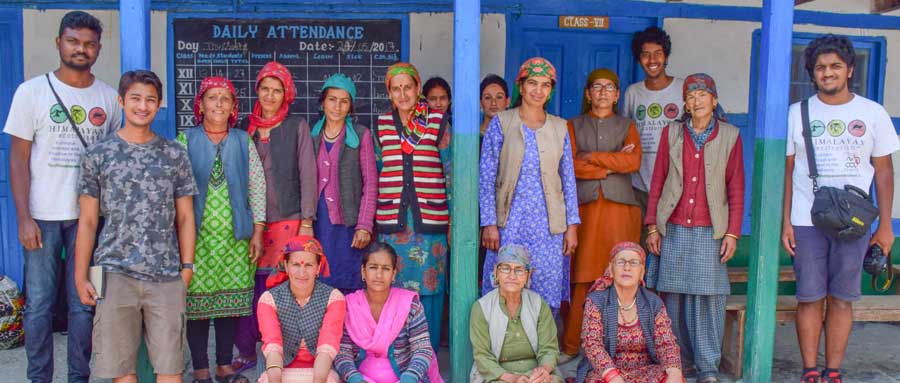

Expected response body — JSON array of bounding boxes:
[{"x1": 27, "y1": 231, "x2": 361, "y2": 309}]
[{"x1": 248, "y1": 61, "x2": 297, "y2": 136}]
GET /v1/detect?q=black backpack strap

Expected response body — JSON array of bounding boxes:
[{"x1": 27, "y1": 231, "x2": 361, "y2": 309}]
[
  {"x1": 46, "y1": 73, "x2": 89, "y2": 148},
  {"x1": 800, "y1": 99, "x2": 819, "y2": 192}
]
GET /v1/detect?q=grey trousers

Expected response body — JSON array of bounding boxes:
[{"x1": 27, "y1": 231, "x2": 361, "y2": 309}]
[{"x1": 664, "y1": 293, "x2": 727, "y2": 380}]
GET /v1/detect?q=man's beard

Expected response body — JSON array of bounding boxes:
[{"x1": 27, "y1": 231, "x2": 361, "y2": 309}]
[
  {"x1": 819, "y1": 81, "x2": 847, "y2": 96},
  {"x1": 62, "y1": 55, "x2": 93, "y2": 71}
]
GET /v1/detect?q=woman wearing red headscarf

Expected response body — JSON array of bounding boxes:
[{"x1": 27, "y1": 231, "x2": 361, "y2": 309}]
[
  {"x1": 176, "y1": 77, "x2": 266, "y2": 383},
  {"x1": 257, "y1": 236, "x2": 346, "y2": 383},
  {"x1": 234, "y1": 62, "x2": 319, "y2": 372}
]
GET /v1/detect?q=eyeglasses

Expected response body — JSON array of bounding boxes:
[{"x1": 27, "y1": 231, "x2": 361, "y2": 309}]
[
  {"x1": 613, "y1": 259, "x2": 643, "y2": 268},
  {"x1": 497, "y1": 264, "x2": 529, "y2": 277},
  {"x1": 590, "y1": 84, "x2": 618, "y2": 93}
]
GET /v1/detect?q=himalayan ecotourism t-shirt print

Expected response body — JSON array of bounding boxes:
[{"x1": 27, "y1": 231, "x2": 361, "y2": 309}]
[
  {"x1": 2, "y1": 72, "x2": 121, "y2": 221},
  {"x1": 786, "y1": 94, "x2": 900, "y2": 226},
  {"x1": 621, "y1": 77, "x2": 685, "y2": 191}
]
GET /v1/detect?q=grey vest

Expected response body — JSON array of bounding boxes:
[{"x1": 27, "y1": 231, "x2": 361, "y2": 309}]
[
  {"x1": 570, "y1": 114, "x2": 639, "y2": 206},
  {"x1": 270, "y1": 281, "x2": 334, "y2": 364},
  {"x1": 310, "y1": 123, "x2": 368, "y2": 227},
  {"x1": 238, "y1": 116, "x2": 308, "y2": 218},
  {"x1": 575, "y1": 286, "x2": 663, "y2": 383},
  {"x1": 656, "y1": 120, "x2": 740, "y2": 239}
]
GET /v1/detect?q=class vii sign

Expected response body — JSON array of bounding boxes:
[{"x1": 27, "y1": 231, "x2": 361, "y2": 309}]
[{"x1": 558, "y1": 16, "x2": 610, "y2": 30}]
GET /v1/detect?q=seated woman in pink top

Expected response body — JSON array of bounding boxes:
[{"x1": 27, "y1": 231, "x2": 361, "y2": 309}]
[{"x1": 257, "y1": 236, "x2": 347, "y2": 383}]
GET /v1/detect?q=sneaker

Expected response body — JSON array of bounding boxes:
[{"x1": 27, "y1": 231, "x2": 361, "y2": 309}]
[
  {"x1": 800, "y1": 369, "x2": 820, "y2": 383},
  {"x1": 822, "y1": 369, "x2": 843, "y2": 383}
]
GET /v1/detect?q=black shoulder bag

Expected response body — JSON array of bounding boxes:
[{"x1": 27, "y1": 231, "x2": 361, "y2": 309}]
[
  {"x1": 46, "y1": 73, "x2": 89, "y2": 148},
  {"x1": 801, "y1": 99, "x2": 879, "y2": 241}
]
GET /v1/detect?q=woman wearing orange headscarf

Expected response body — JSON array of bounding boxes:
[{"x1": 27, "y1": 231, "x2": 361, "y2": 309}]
[
  {"x1": 257, "y1": 236, "x2": 346, "y2": 383},
  {"x1": 561, "y1": 68, "x2": 642, "y2": 360}
]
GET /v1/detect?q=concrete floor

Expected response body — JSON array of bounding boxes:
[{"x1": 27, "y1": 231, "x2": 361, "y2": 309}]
[{"x1": 1, "y1": 322, "x2": 898, "y2": 382}]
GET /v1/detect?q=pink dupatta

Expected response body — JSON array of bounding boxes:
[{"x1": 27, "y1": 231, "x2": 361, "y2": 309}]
[{"x1": 345, "y1": 288, "x2": 444, "y2": 383}]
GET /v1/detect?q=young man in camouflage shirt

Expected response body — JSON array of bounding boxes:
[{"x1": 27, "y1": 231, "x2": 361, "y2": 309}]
[{"x1": 74, "y1": 70, "x2": 198, "y2": 383}]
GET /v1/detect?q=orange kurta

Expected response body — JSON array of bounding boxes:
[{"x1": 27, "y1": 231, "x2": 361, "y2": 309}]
[{"x1": 562, "y1": 114, "x2": 642, "y2": 355}]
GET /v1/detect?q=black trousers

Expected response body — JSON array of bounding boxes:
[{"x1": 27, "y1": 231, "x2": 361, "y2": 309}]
[{"x1": 186, "y1": 316, "x2": 238, "y2": 370}]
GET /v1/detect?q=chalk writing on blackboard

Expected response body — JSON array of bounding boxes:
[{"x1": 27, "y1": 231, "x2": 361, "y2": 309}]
[{"x1": 173, "y1": 18, "x2": 402, "y2": 132}]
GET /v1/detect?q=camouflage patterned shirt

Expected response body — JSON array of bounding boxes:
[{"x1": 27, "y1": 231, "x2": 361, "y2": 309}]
[{"x1": 79, "y1": 133, "x2": 198, "y2": 282}]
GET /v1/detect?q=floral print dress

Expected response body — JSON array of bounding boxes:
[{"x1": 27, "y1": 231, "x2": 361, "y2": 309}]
[{"x1": 479, "y1": 117, "x2": 580, "y2": 310}]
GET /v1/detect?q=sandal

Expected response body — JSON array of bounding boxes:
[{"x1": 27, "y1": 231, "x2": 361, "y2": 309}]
[
  {"x1": 230, "y1": 356, "x2": 257, "y2": 374},
  {"x1": 215, "y1": 374, "x2": 251, "y2": 383},
  {"x1": 191, "y1": 379, "x2": 213, "y2": 383}
]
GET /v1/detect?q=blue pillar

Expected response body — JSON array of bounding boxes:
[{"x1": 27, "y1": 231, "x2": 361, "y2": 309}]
[
  {"x1": 743, "y1": 1, "x2": 794, "y2": 381},
  {"x1": 119, "y1": 0, "x2": 151, "y2": 72},
  {"x1": 450, "y1": 0, "x2": 480, "y2": 381}
]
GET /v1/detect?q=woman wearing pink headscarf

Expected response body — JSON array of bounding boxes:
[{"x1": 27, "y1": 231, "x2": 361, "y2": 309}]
[
  {"x1": 234, "y1": 62, "x2": 319, "y2": 372},
  {"x1": 177, "y1": 76, "x2": 266, "y2": 383},
  {"x1": 576, "y1": 242, "x2": 684, "y2": 383}
]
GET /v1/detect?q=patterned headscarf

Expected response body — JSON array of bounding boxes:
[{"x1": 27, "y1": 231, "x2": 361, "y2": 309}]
[
  {"x1": 510, "y1": 57, "x2": 557, "y2": 108},
  {"x1": 248, "y1": 61, "x2": 297, "y2": 136},
  {"x1": 683, "y1": 72, "x2": 727, "y2": 122},
  {"x1": 384, "y1": 62, "x2": 431, "y2": 154},
  {"x1": 384, "y1": 62, "x2": 421, "y2": 92},
  {"x1": 581, "y1": 68, "x2": 620, "y2": 114},
  {"x1": 589, "y1": 241, "x2": 647, "y2": 292},
  {"x1": 311, "y1": 73, "x2": 360, "y2": 149},
  {"x1": 491, "y1": 244, "x2": 532, "y2": 288},
  {"x1": 194, "y1": 77, "x2": 239, "y2": 127},
  {"x1": 265, "y1": 235, "x2": 331, "y2": 289}
]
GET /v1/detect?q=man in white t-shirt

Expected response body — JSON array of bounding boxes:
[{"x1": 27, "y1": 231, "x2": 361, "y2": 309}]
[
  {"x1": 782, "y1": 35, "x2": 899, "y2": 383},
  {"x1": 620, "y1": 26, "x2": 685, "y2": 290},
  {"x1": 2, "y1": 11, "x2": 120, "y2": 383}
]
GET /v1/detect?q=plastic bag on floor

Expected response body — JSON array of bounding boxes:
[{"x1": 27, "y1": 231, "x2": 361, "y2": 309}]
[{"x1": 0, "y1": 275, "x2": 24, "y2": 350}]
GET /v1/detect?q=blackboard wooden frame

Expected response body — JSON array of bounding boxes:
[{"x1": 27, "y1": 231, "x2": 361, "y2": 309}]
[{"x1": 165, "y1": 11, "x2": 410, "y2": 139}]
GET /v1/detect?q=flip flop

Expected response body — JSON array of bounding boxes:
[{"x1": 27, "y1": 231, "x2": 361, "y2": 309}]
[
  {"x1": 215, "y1": 374, "x2": 251, "y2": 383},
  {"x1": 230, "y1": 356, "x2": 257, "y2": 374}
]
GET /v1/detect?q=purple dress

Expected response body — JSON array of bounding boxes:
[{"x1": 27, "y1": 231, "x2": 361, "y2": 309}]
[{"x1": 479, "y1": 116, "x2": 580, "y2": 309}]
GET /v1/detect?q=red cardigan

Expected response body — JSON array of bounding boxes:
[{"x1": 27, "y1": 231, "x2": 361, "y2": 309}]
[{"x1": 644, "y1": 124, "x2": 745, "y2": 237}]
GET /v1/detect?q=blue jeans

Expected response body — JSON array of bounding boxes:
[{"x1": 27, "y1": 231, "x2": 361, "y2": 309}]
[{"x1": 23, "y1": 219, "x2": 94, "y2": 383}]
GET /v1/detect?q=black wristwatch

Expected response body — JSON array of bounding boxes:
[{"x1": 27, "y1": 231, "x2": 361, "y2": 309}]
[{"x1": 181, "y1": 263, "x2": 194, "y2": 271}]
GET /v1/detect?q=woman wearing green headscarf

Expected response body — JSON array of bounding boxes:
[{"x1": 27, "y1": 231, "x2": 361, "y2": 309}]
[
  {"x1": 479, "y1": 57, "x2": 580, "y2": 319},
  {"x1": 374, "y1": 62, "x2": 451, "y2": 352},
  {"x1": 310, "y1": 73, "x2": 378, "y2": 294},
  {"x1": 561, "y1": 68, "x2": 643, "y2": 360}
]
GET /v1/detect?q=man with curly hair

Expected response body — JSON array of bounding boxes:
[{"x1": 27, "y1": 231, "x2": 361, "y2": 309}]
[
  {"x1": 782, "y1": 34, "x2": 899, "y2": 383},
  {"x1": 621, "y1": 26, "x2": 685, "y2": 292}
]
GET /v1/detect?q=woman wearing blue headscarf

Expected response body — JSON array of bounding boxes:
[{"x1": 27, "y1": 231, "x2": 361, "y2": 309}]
[{"x1": 310, "y1": 73, "x2": 378, "y2": 294}]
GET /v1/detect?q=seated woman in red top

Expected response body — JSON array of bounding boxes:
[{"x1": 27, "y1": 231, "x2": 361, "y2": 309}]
[
  {"x1": 257, "y1": 236, "x2": 347, "y2": 383},
  {"x1": 644, "y1": 73, "x2": 744, "y2": 383}
]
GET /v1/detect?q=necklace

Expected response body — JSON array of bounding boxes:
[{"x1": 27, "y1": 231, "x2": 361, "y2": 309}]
[
  {"x1": 204, "y1": 127, "x2": 228, "y2": 136},
  {"x1": 617, "y1": 297, "x2": 637, "y2": 311},
  {"x1": 324, "y1": 129, "x2": 341, "y2": 140}
]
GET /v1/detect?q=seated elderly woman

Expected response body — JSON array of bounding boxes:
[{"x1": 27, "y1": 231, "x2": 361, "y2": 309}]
[
  {"x1": 334, "y1": 242, "x2": 444, "y2": 383},
  {"x1": 470, "y1": 244, "x2": 562, "y2": 383},
  {"x1": 576, "y1": 242, "x2": 684, "y2": 383},
  {"x1": 257, "y1": 236, "x2": 346, "y2": 383}
]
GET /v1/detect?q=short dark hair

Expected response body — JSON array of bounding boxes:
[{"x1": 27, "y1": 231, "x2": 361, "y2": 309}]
[
  {"x1": 361, "y1": 242, "x2": 399, "y2": 269},
  {"x1": 59, "y1": 11, "x2": 103, "y2": 39},
  {"x1": 118, "y1": 70, "x2": 163, "y2": 101},
  {"x1": 318, "y1": 87, "x2": 354, "y2": 115},
  {"x1": 423, "y1": 76, "x2": 452, "y2": 100},
  {"x1": 631, "y1": 26, "x2": 671, "y2": 60},
  {"x1": 480, "y1": 74, "x2": 508, "y2": 97},
  {"x1": 804, "y1": 34, "x2": 856, "y2": 89}
]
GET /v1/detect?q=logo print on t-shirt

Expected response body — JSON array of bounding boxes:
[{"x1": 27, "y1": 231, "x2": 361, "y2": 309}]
[
  {"x1": 636, "y1": 105, "x2": 647, "y2": 121},
  {"x1": 89, "y1": 107, "x2": 108, "y2": 127},
  {"x1": 848, "y1": 120, "x2": 866, "y2": 137},
  {"x1": 827, "y1": 119, "x2": 846, "y2": 137},
  {"x1": 49, "y1": 104, "x2": 68, "y2": 123},
  {"x1": 810, "y1": 120, "x2": 826, "y2": 137},
  {"x1": 70, "y1": 105, "x2": 87, "y2": 125},
  {"x1": 648, "y1": 103, "x2": 663, "y2": 119},
  {"x1": 664, "y1": 103, "x2": 679, "y2": 119}
]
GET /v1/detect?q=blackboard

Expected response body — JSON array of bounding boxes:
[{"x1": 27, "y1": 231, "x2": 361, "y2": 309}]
[{"x1": 172, "y1": 18, "x2": 402, "y2": 131}]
